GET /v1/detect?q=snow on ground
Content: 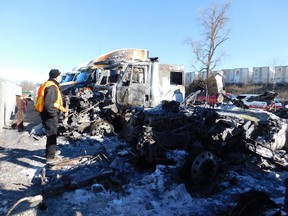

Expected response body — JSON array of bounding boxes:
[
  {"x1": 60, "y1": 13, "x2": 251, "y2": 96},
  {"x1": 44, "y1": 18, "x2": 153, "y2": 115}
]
[
  {"x1": 1, "y1": 128, "x2": 288, "y2": 215},
  {"x1": 34, "y1": 136, "x2": 288, "y2": 216},
  {"x1": 1, "y1": 100, "x2": 288, "y2": 215}
]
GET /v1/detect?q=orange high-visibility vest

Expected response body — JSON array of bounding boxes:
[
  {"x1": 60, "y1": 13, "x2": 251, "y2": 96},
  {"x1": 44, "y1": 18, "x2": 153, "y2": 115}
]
[{"x1": 35, "y1": 81, "x2": 66, "y2": 113}]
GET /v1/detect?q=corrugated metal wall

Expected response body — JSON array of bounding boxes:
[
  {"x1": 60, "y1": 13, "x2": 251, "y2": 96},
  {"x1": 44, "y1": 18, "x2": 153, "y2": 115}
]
[{"x1": 0, "y1": 79, "x2": 22, "y2": 131}]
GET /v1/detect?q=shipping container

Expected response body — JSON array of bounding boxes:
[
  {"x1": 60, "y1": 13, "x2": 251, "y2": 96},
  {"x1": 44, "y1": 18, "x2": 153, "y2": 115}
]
[
  {"x1": 252, "y1": 67, "x2": 274, "y2": 84},
  {"x1": 234, "y1": 68, "x2": 249, "y2": 84},
  {"x1": 234, "y1": 68, "x2": 253, "y2": 84},
  {"x1": 275, "y1": 66, "x2": 288, "y2": 85},
  {"x1": 222, "y1": 69, "x2": 234, "y2": 84}
]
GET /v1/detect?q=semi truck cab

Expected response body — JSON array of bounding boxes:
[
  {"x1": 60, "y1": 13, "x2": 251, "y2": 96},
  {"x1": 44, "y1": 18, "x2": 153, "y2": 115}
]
[{"x1": 97, "y1": 58, "x2": 185, "y2": 109}]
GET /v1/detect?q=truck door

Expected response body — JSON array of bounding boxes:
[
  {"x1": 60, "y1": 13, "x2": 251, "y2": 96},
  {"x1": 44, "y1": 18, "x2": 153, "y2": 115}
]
[{"x1": 116, "y1": 65, "x2": 149, "y2": 107}]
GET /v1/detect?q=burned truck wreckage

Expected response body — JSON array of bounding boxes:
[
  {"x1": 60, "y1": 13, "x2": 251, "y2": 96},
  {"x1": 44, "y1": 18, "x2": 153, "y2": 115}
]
[
  {"x1": 27, "y1": 49, "x2": 288, "y2": 214},
  {"x1": 37, "y1": 93, "x2": 288, "y2": 214}
]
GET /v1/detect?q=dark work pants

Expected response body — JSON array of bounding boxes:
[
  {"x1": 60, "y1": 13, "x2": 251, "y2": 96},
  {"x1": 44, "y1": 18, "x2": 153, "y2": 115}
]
[{"x1": 40, "y1": 113, "x2": 58, "y2": 159}]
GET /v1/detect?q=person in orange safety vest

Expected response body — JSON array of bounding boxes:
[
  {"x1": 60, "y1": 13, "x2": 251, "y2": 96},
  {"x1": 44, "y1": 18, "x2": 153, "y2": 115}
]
[{"x1": 36, "y1": 69, "x2": 66, "y2": 164}]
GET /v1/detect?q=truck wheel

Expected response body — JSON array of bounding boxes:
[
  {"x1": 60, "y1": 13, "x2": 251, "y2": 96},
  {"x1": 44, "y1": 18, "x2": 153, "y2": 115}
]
[
  {"x1": 90, "y1": 120, "x2": 114, "y2": 137},
  {"x1": 190, "y1": 151, "x2": 217, "y2": 185}
]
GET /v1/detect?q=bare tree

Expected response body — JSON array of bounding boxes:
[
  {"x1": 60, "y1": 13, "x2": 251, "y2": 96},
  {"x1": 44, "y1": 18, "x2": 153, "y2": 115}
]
[
  {"x1": 185, "y1": 1, "x2": 230, "y2": 79},
  {"x1": 19, "y1": 80, "x2": 35, "y2": 91}
]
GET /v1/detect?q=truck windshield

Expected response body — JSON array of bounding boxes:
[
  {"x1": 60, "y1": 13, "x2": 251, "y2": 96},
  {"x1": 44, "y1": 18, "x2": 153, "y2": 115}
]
[
  {"x1": 60, "y1": 75, "x2": 66, "y2": 83},
  {"x1": 64, "y1": 74, "x2": 76, "y2": 82},
  {"x1": 75, "y1": 71, "x2": 90, "y2": 82}
]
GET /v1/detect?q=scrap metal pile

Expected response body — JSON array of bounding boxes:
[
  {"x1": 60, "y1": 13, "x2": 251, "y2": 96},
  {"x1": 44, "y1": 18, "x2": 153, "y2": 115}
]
[
  {"x1": 123, "y1": 100, "x2": 288, "y2": 179},
  {"x1": 10, "y1": 49, "x2": 286, "y2": 214},
  {"x1": 41, "y1": 154, "x2": 114, "y2": 199},
  {"x1": 58, "y1": 90, "x2": 116, "y2": 137},
  {"x1": 53, "y1": 52, "x2": 288, "y2": 184},
  {"x1": 31, "y1": 88, "x2": 288, "y2": 215},
  {"x1": 55, "y1": 87, "x2": 288, "y2": 186},
  {"x1": 28, "y1": 48, "x2": 288, "y2": 213}
]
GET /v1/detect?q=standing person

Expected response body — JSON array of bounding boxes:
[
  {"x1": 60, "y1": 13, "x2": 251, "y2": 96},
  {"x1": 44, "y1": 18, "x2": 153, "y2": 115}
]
[{"x1": 35, "y1": 69, "x2": 66, "y2": 163}]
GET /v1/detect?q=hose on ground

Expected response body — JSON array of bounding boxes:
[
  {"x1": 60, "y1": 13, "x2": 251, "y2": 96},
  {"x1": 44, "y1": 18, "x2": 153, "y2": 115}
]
[{"x1": 5, "y1": 195, "x2": 43, "y2": 216}]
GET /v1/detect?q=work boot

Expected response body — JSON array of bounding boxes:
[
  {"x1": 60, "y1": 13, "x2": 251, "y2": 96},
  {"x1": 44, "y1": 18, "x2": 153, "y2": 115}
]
[
  {"x1": 44, "y1": 150, "x2": 61, "y2": 158},
  {"x1": 55, "y1": 150, "x2": 61, "y2": 156}
]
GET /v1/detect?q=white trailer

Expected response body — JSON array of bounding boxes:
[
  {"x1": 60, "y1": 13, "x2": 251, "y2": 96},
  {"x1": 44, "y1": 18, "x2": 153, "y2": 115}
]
[
  {"x1": 222, "y1": 69, "x2": 234, "y2": 84},
  {"x1": 252, "y1": 67, "x2": 274, "y2": 84},
  {"x1": 275, "y1": 66, "x2": 288, "y2": 85},
  {"x1": 185, "y1": 71, "x2": 196, "y2": 85},
  {"x1": 198, "y1": 71, "x2": 207, "y2": 80},
  {"x1": 234, "y1": 68, "x2": 253, "y2": 85}
]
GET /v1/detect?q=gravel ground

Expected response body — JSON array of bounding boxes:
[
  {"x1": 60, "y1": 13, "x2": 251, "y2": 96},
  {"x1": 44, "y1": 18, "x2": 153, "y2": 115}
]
[
  {"x1": 1, "y1": 100, "x2": 288, "y2": 216},
  {"x1": 0, "y1": 100, "x2": 154, "y2": 216},
  {"x1": 0, "y1": 100, "x2": 47, "y2": 215},
  {"x1": 0, "y1": 100, "x2": 121, "y2": 216}
]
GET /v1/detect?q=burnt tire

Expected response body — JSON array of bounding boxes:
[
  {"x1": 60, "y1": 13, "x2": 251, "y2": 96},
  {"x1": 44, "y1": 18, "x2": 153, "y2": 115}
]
[
  {"x1": 90, "y1": 121, "x2": 114, "y2": 137},
  {"x1": 181, "y1": 148, "x2": 218, "y2": 186},
  {"x1": 190, "y1": 151, "x2": 217, "y2": 185}
]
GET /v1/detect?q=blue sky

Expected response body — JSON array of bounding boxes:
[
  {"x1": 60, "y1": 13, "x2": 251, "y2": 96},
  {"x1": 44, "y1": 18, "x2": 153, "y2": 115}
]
[{"x1": 0, "y1": 0, "x2": 287, "y2": 83}]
